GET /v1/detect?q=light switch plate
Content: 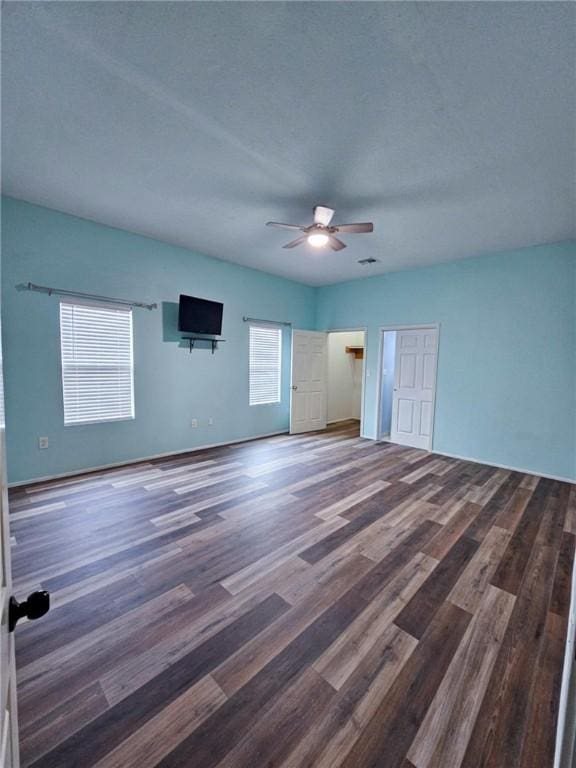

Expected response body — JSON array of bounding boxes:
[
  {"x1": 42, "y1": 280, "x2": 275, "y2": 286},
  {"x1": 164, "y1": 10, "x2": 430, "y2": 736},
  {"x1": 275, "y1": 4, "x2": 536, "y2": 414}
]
[{"x1": 38, "y1": 436, "x2": 49, "y2": 449}]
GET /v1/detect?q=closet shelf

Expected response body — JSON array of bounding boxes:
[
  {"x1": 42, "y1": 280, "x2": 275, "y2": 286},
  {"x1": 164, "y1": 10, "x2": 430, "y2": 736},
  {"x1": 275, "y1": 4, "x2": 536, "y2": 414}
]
[{"x1": 345, "y1": 346, "x2": 364, "y2": 360}]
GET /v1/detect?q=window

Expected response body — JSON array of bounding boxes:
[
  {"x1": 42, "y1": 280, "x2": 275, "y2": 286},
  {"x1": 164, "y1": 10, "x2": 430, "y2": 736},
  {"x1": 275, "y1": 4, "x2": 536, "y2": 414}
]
[
  {"x1": 60, "y1": 302, "x2": 134, "y2": 425},
  {"x1": 249, "y1": 325, "x2": 282, "y2": 405}
]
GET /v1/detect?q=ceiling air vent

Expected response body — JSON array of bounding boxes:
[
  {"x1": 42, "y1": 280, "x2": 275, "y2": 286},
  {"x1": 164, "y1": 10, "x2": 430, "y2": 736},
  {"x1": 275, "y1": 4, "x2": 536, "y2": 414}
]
[{"x1": 357, "y1": 257, "x2": 379, "y2": 265}]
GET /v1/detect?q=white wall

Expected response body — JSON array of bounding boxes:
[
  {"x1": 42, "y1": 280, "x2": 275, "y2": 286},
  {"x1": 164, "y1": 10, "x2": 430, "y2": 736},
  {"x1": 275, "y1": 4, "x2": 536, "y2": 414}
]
[{"x1": 327, "y1": 331, "x2": 364, "y2": 423}]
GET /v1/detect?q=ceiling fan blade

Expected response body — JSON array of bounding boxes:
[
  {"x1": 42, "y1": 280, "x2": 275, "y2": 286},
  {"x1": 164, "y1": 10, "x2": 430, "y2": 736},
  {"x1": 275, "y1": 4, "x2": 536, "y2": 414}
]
[
  {"x1": 313, "y1": 206, "x2": 335, "y2": 226},
  {"x1": 266, "y1": 222, "x2": 305, "y2": 231},
  {"x1": 327, "y1": 235, "x2": 347, "y2": 251},
  {"x1": 332, "y1": 222, "x2": 374, "y2": 234},
  {"x1": 282, "y1": 235, "x2": 308, "y2": 249}
]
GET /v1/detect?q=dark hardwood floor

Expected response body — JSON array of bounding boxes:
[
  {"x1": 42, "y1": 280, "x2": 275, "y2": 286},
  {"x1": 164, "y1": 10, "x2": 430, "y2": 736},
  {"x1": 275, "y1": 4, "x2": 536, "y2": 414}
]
[{"x1": 9, "y1": 421, "x2": 575, "y2": 768}]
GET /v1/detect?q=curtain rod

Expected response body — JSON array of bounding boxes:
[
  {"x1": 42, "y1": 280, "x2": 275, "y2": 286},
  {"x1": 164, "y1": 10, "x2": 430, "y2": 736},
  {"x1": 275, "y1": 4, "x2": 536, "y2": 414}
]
[
  {"x1": 243, "y1": 315, "x2": 292, "y2": 327},
  {"x1": 24, "y1": 282, "x2": 157, "y2": 311}
]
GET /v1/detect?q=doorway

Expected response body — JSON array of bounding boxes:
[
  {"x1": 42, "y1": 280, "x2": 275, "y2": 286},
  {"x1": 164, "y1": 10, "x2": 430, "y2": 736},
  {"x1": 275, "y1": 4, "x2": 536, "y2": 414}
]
[
  {"x1": 377, "y1": 325, "x2": 439, "y2": 450},
  {"x1": 289, "y1": 329, "x2": 366, "y2": 436},
  {"x1": 326, "y1": 329, "x2": 366, "y2": 433}
]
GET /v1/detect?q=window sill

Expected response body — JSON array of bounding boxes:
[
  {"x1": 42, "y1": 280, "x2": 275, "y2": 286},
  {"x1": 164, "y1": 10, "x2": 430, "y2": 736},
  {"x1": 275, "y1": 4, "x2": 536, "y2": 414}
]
[{"x1": 64, "y1": 415, "x2": 135, "y2": 427}]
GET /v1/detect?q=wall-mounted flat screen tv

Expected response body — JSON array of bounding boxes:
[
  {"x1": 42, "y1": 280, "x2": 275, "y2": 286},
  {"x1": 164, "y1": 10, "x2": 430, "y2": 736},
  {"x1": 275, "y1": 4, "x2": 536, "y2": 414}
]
[{"x1": 178, "y1": 294, "x2": 223, "y2": 335}]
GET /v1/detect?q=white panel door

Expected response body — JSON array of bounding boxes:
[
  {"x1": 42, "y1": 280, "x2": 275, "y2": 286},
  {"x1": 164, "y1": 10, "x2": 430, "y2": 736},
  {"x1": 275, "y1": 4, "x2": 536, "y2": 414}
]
[
  {"x1": 391, "y1": 327, "x2": 438, "y2": 450},
  {"x1": 0, "y1": 322, "x2": 19, "y2": 768},
  {"x1": 290, "y1": 331, "x2": 327, "y2": 434}
]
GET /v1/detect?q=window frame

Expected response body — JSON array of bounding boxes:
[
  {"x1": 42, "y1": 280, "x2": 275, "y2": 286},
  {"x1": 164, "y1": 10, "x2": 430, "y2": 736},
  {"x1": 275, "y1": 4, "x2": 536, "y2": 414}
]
[
  {"x1": 248, "y1": 324, "x2": 283, "y2": 407},
  {"x1": 59, "y1": 299, "x2": 135, "y2": 426}
]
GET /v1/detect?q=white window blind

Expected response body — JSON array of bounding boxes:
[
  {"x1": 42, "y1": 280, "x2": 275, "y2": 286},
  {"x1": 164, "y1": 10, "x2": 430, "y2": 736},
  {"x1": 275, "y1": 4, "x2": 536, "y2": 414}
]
[
  {"x1": 249, "y1": 325, "x2": 282, "y2": 406},
  {"x1": 60, "y1": 302, "x2": 134, "y2": 425}
]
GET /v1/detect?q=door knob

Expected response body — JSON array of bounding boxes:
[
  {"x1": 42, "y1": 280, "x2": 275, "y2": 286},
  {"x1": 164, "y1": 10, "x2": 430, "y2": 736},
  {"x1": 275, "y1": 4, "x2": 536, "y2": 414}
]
[
  {"x1": 9, "y1": 590, "x2": 50, "y2": 632},
  {"x1": 291, "y1": 385, "x2": 298, "y2": 390}
]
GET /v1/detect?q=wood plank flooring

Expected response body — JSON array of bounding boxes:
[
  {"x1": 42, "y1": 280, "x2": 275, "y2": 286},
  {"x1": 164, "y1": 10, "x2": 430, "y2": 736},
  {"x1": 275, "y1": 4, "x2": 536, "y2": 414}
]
[{"x1": 8, "y1": 421, "x2": 574, "y2": 768}]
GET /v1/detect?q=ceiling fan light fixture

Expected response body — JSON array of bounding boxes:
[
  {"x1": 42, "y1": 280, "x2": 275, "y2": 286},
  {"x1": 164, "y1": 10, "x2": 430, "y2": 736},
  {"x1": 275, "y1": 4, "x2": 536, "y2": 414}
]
[
  {"x1": 307, "y1": 232, "x2": 329, "y2": 248},
  {"x1": 267, "y1": 206, "x2": 373, "y2": 251}
]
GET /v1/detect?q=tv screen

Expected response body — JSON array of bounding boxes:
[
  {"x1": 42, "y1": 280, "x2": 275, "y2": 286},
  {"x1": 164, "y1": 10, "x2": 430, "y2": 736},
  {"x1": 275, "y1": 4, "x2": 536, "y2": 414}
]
[{"x1": 178, "y1": 294, "x2": 223, "y2": 335}]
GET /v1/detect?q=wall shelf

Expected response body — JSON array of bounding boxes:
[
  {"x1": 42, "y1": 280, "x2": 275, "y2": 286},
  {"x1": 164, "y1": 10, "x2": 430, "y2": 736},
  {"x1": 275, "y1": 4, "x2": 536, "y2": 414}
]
[
  {"x1": 182, "y1": 337, "x2": 226, "y2": 354},
  {"x1": 346, "y1": 346, "x2": 364, "y2": 360}
]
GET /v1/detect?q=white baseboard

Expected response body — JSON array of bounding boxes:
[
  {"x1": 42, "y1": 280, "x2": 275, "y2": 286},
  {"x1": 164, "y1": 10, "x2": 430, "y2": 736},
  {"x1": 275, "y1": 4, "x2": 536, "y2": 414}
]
[
  {"x1": 8, "y1": 429, "x2": 289, "y2": 488},
  {"x1": 12, "y1": 428, "x2": 574, "y2": 488},
  {"x1": 431, "y1": 448, "x2": 575, "y2": 485},
  {"x1": 374, "y1": 435, "x2": 575, "y2": 483}
]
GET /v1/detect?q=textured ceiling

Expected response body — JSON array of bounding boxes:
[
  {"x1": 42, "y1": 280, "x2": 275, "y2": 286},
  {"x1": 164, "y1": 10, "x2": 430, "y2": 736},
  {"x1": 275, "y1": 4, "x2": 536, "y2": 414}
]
[{"x1": 2, "y1": 1, "x2": 575, "y2": 286}]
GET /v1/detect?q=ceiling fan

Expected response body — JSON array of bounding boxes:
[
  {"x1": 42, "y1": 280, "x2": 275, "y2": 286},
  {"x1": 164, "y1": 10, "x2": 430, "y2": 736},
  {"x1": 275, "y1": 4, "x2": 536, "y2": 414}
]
[{"x1": 266, "y1": 205, "x2": 374, "y2": 250}]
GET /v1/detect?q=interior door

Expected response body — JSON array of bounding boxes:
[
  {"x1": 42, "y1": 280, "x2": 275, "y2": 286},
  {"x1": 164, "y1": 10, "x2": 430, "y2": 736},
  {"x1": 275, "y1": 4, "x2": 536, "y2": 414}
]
[
  {"x1": 290, "y1": 331, "x2": 327, "y2": 434},
  {"x1": 391, "y1": 327, "x2": 438, "y2": 450},
  {"x1": 0, "y1": 324, "x2": 19, "y2": 767}
]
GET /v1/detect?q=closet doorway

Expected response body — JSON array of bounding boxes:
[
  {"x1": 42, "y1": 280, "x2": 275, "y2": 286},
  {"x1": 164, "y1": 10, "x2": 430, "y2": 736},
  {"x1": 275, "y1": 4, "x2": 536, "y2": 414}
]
[
  {"x1": 377, "y1": 325, "x2": 439, "y2": 450},
  {"x1": 326, "y1": 329, "x2": 366, "y2": 435}
]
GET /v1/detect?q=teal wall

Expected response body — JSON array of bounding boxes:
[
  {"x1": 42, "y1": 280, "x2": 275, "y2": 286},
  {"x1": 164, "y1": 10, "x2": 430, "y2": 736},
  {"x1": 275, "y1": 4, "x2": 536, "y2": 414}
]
[
  {"x1": 2, "y1": 197, "x2": 575, "y2": 483},
  {"x1": 317, "y1": 242, "x2": 576, "y2": 480},
  {"x1": 1, "y1": 198, "x2": 316, "y2": 483}
]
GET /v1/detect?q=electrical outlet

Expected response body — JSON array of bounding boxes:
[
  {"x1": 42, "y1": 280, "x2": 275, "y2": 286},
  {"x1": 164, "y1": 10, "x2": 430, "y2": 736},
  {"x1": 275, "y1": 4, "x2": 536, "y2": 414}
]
[
  {"x1": 208, "y1": 417, "x2": 214, "y2": 426},
  {"x1": 38, "y1": 436, "x2": 49, "y2": 450},
  {"x1": 191, "y1": 418, "x2": 198, "y2": 428}
]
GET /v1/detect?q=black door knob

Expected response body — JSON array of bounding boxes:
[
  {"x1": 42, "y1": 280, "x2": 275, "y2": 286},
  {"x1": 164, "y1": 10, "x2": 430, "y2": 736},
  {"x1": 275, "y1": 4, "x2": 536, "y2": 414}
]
[{"x1": 8, "y1": 590, "x2": 50, "y2": 632}]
